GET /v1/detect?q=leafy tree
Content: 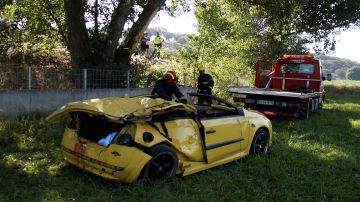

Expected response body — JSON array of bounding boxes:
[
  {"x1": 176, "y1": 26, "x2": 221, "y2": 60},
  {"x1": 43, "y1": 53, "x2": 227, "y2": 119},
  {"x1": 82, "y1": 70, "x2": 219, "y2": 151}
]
[
  {"x1": 0, "y1": 0, "x2": 13, "y2": 11},
  {"x1": 0, "y1": 0, "x2": 65, "y2": 61},
  {"x1": 347, "y1": 66, "x2": 360, "y2": 80},
  {"x1": 237, "y1": 0, "x2": 360, "y2": 57},
  {"x1": 63, "y1": 0, "x2": 170, "y2": 70},
  {"x1": 0, "y1": 0, "x2": 189, "y2": 70},
  {"x1": 185, "y1": 0, "x2": 360, "y2": 87}
]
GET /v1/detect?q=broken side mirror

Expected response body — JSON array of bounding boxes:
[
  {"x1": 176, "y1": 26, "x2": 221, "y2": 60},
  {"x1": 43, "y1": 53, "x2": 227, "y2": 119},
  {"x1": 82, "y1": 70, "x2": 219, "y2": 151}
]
[
  {"x1": 237, "y1": 107, "x2": 244, "y2": 116},
  {"x1": 326, "y1": 73, "x2": 332, "y2": 81}
]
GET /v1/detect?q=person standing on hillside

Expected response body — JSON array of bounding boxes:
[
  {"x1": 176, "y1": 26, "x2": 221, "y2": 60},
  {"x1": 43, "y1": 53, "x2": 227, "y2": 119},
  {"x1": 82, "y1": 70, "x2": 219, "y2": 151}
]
[
  {"x1": 141, "y1": 32, "x2": 150, "y2": 57},
  {"x1": 153, "y1": 32, "x2": 164, "y2": 58},
  {"x1": 197, "y1": 64, "x2": 214, "y2": 104}
]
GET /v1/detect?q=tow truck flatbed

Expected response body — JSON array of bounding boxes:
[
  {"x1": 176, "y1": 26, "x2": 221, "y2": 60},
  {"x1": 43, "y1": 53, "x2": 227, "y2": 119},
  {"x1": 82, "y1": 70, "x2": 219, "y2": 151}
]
[{"x1": 228, "y1": 87, "x2": 324, "y2": 99}]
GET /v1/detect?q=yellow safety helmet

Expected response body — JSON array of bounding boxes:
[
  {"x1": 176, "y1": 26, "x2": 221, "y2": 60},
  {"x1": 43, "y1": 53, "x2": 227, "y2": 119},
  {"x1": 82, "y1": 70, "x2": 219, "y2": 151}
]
[{"x1": 197, "y1": 64, "x2": 205, "y2": 71}]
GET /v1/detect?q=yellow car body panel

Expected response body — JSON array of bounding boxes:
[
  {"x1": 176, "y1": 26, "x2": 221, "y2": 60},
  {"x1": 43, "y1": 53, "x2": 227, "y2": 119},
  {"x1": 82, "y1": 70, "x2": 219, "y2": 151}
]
[
  {"x1": 201, "y1": 116, "x2": 247, "y2": 163},
  {"x1": 182, "y1": 150, "x2": 248, "y2": 176},
  {"x1": 244, "y1": 109, "x2": 273, "y2": 146},
  {"x1": 134, "y1": 120, "x2": 205, "y2": 162},
  {"x1": 47, "y1": 94, "x2": 272, "y2": 183},
  {"x1": 46, "y1": 96, "x2": 196, "y2": 122},
  {"x1": 61, "y1": 128, "x2": 152, "y2": 183}
]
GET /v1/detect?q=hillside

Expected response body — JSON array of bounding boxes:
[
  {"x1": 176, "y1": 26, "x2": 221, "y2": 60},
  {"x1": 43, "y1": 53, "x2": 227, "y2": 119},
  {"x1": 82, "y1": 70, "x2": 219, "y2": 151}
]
[{"x1": 316, "y1": 55, "x2": 360, "y2": 80}]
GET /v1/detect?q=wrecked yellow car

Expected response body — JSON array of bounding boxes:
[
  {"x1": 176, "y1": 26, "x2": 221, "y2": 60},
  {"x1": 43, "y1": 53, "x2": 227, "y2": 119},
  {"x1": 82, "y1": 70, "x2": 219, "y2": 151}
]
[{"x1": 47, "y1": 93, "x2": 272, "y2": 183}]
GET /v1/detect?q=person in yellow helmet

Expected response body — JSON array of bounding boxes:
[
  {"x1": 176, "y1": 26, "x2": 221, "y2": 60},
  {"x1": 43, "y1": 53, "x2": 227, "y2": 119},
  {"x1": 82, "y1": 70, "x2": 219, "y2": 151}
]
[{"x1": 197, "y1": 64, "x2": 214, "y2": 104}]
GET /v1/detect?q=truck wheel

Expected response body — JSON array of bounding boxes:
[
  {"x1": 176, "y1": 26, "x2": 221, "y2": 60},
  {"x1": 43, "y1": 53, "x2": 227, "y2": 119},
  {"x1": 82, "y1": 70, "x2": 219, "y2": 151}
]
[
  {"x1": 314, "y1": 99, "x2": 319, "y2": 111},
  {"x1": 299, "y1": 105, "x2": 309, "y2": 120},
  {"x1": 141, "y1": 144, "x2": 178, "y2": 183}
]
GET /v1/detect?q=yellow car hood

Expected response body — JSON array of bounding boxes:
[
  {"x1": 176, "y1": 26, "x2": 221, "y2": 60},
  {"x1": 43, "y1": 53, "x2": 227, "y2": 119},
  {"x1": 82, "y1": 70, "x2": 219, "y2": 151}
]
[
  {"x1": 243, "y1": 109, "x2": 266, "y2": 118},
  {"x1": 46, "y1": 96, "x2": 196, "y2": 122}
]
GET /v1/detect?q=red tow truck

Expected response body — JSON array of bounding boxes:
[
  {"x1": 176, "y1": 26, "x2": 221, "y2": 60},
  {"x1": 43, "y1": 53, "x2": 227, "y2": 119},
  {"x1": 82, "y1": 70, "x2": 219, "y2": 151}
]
[{"x1": 229, "y1": 54, "x2": 331, "y2": 119}]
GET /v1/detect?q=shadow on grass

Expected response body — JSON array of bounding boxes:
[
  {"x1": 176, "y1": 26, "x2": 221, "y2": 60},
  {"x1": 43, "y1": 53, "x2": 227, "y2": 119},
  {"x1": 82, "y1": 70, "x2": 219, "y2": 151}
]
[{"x1": 0, "y1": 97, "x2": 359, "y2": 201}]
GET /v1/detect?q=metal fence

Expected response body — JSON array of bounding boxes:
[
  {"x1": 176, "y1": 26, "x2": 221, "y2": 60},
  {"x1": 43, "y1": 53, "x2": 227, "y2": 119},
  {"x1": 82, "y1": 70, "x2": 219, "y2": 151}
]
[
  {"x1": 0, "y1": 65, "x2": 248, "y2": 90},
  {"x1": 0, "y1": 66, "x2": 196, "y2": 90},
  {"x1": 0, "y1": 66, "x2": 132, "y2": 90}
]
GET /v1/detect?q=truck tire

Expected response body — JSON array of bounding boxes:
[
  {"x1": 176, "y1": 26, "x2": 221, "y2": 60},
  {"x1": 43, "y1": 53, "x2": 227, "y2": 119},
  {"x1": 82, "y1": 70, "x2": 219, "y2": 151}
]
[{"x1": 299, "y1": 100, "x2": 310, "y2": 120}]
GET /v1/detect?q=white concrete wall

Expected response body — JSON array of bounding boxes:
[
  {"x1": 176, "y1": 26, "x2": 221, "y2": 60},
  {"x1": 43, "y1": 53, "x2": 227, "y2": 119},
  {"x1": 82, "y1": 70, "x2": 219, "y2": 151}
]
[{"x1": 0, "y1": 87, "x2": 195, "y2": 117}]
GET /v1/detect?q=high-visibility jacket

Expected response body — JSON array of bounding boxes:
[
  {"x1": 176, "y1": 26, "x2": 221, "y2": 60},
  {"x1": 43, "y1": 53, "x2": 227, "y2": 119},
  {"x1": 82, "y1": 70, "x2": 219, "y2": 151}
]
[{"x1": 154, "y1": 36, "x2": 164, "y2": 45}]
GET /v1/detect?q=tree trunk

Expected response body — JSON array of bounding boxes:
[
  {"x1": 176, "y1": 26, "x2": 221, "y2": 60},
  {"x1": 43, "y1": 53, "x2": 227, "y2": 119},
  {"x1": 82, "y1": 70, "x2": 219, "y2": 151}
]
[
  {"x1": 103, "y1": 0, "x2": 135, "y2": 67},
  {"x1": 114, "y1": 0, "x2": 166, "y2": 68},
  {"x1": 64, "y1": 0, "x2": 89, "y2": 70},
  {"x1": 125, "y1": 0, "x2": 166, "y2": 53}
]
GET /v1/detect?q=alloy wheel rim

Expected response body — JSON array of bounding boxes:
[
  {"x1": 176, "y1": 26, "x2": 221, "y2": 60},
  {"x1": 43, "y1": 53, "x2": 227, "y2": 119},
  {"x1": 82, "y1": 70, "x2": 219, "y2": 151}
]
[
  {"x1": 254, "y1": 132, "x2": 268, "y2": 154},
  {"x1": 147, "y1": 154, "x2": 174, "y2": 180}
]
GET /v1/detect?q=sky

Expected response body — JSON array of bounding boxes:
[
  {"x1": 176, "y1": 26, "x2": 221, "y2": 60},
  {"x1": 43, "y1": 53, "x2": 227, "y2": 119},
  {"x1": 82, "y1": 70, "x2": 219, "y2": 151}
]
[
  {"x1": 329, "y1": 28, "x2": 360, "y2": 63},
  {"x1": 149, "y1": 11, "x2": 198, "y2": 34},
  {"x1": 149, "y1": 11, "x2": 360, "y2": 63}
]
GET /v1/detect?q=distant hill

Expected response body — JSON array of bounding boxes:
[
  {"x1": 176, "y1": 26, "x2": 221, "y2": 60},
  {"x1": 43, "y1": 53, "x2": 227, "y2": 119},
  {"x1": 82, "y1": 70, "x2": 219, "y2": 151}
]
[
  {"x1": 144, "y1": 28, "x2": 360, "y2": 80},
  {"x1": 317, "y1": 55, "x2": 360, "y2": 79}
]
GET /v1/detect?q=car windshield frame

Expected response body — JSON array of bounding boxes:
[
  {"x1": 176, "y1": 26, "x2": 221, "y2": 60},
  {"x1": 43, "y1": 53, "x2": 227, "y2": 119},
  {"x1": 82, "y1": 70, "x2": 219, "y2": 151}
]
[{"x1": 186, "y1": 93, "x2": 244, "y2": 116}]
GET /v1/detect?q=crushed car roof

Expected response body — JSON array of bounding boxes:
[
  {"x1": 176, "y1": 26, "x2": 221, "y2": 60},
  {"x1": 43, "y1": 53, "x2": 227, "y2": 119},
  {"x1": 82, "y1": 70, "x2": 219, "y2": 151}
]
[{"x1": 46, "y1": 96, "x2": 196, "y2": 122}]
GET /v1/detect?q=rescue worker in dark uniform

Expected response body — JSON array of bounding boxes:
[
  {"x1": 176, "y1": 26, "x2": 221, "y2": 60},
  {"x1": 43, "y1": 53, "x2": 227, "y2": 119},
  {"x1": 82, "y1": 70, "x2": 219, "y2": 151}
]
[
  {"x1": 197, "y1": 64, "x2": 214, "y2": 104},
  {"x1": 151, "y1": 70, "x2": 187, "y2": 104}
]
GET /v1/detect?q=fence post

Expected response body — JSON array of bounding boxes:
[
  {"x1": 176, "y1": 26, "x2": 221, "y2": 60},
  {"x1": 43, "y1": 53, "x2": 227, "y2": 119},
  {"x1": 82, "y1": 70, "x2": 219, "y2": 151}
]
[
  {"x1": 127, "y1": 70, "x2": 130, "y2": 88},
  {"x1": 27, "y1": 66, "x2": 32, "y2": 90},
  {"x1": 83, "y1": 69, "x2": 87, "y2": 89}
]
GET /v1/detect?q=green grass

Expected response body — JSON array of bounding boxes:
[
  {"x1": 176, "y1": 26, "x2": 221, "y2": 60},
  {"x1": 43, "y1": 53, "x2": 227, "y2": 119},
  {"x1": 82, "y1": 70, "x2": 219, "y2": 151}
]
[{"x1": 1, "y1": 81, "x2": 360, "y2": 201}]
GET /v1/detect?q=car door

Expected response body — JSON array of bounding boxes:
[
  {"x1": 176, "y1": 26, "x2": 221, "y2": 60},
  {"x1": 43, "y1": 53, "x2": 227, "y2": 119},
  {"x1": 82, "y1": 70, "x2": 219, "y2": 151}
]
[
  {"x1": 193, "y1": 94, "x2": 248, "y2": 163},
  {"x1": 201, "y1": 115, "x2": 247, "y2": 163}
]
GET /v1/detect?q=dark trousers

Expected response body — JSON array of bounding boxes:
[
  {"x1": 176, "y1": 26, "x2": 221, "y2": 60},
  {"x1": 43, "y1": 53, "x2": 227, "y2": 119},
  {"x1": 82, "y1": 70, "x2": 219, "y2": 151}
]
[{"x1": 198, "y1": 90, "x2": 212, "y2": 104}]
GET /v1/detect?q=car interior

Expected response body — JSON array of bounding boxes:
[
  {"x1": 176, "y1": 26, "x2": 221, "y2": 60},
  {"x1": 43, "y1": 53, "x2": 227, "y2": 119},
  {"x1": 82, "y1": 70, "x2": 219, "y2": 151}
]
[{"x1": 188, "y1": 93, "x2": 243, "y2": 119}]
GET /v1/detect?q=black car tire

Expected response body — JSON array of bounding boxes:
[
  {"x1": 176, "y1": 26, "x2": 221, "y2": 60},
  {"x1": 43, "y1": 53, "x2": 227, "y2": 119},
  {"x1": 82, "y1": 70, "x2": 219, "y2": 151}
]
[
  {"x1": 250, "y1": 129, "x2": 269, "y2": 155},
  {"x1": 142, "y1": 144, "x2": 178, "y2": 183}
]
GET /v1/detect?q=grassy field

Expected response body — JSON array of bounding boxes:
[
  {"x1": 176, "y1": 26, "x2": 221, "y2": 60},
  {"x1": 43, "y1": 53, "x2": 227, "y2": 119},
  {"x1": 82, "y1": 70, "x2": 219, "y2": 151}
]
[{"x1": 0, "y1": 80, "x2": 359, "y2": 201}]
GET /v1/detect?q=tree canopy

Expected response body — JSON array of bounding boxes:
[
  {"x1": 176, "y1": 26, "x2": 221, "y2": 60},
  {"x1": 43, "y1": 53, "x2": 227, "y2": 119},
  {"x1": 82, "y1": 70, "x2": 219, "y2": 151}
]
[
  {"x1": 194, "y1": 0, "x2": 360, "y2": 58},
  {"x1": 0, "y1": 0, "x2": 190, "y2": 70},
  {"x1": 1, "y1": 0, "x2": 360, "y2": 87},
  {"x1": 179, "y1": 0, "x2": 360, "y2": 86}
]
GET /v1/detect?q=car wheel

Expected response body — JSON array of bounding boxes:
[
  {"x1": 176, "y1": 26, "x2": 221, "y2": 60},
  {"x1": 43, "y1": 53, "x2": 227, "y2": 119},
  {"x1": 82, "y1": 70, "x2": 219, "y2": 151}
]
[
  {"x1": 250, "y1": 129, "x2": 269, "y2": 155},
  {"x1": 142, "y1": 144, "x2": 178, "y2": 183}
]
